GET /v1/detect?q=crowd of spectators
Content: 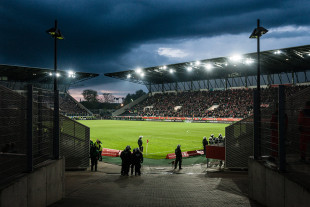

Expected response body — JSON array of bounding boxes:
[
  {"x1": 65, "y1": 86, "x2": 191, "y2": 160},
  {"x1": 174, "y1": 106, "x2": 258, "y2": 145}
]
[
  {"x1": 122, "y1": 85, "x2": 309, "y2": 119},
  {"x1": 29, "y1": 91, "x2": 92, "y2": 117},
  {"x1": 59, "y1": 93, "x2": 91, "y2": 116}
]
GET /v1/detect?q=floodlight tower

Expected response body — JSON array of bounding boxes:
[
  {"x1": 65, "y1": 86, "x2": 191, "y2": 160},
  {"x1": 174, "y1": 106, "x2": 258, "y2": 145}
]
[
  {"x1": 46, "y1": 20, "x2": 64, "y2": 159},
  {"x1": 249, "y1": 19, "x2": 268, "y2": 159}
]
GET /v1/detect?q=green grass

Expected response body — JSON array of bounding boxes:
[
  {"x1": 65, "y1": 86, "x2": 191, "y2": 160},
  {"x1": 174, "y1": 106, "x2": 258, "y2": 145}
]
[{"x1": 79, "y1": 120, "x2": 229, "y2": 159}]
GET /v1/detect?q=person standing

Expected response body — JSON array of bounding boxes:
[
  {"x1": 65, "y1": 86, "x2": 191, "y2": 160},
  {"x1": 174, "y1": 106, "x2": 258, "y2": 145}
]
[
  {"x1": 130, "y1": 148, "x2": 136, "y2": 175},
  {"x1": 138, "y1": 136, "x2": 143, "y2": 152},
  {"x1": 202, "y1": 137, "x2": 208, "y2": 155},
  {"x1": 133, "y1": 148, "x2": 143, "y2": 175},
  {"x1": 218, "y1": 134, "x2": 223, "y2": 143},
  {"x1": 298, "y1": 101, "x2": 310, "y2": 161},
  {"x1": 174, "y1": 144, "x2": 182, "y2": 170},
  {"x1": 90, "y1": 140, "x2": 99, "y2": 171},
  {"x1": 120, "y1": 145, "x2": 132, "y2": 176},
  {"x1": 208, "y1": 135, "x2": 213, "y2": 145},
  {"x1": 94, "y1": 139, "x2": 103, "y2": 161}
]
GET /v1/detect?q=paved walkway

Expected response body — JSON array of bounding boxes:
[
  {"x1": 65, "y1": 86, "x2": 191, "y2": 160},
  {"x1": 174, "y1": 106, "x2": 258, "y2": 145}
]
[{"x1": 51, "y1": 162, "x2": 262, "y2": 207}]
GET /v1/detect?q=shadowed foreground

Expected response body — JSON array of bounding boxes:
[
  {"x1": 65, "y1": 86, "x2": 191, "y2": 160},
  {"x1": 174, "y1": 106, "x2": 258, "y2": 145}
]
[{"x1": 50, "y1": 162, "x2": 262, "y2": 207}]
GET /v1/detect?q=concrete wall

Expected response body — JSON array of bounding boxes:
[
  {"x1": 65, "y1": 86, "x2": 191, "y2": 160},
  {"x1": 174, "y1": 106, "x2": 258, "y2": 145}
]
[
  {"x1": 248, "y1": 158, "x2": 310, "y2": 207},
  {"x1": 0, "y1": 159, "x2": 65, "y2": 207}
]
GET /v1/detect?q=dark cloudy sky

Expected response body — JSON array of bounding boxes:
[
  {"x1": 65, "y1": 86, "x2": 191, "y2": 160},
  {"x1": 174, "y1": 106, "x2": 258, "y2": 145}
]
[{"x1": 1, "y1": 0, "x2": 310, "y2": 100}]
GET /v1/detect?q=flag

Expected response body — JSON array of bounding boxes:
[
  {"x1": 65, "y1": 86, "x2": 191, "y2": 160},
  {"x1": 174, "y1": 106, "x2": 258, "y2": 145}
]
[{"x1": 147, "y1": 139, "x2": 149, "y2": 144}]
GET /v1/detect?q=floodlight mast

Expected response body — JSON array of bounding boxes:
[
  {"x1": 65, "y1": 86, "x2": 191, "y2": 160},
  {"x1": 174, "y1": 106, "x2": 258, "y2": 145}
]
[
  {"x1": 46, "y1": 20, "x2": 64, "y2": 159},
  {"x1": 250, "y1": 19, "x2": 268, "y2": 159}
]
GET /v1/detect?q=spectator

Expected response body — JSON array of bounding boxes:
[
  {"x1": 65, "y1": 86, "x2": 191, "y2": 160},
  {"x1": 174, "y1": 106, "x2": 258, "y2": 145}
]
[
  {"x1": 120, "y1": 145, "x2": 132, "y2": 176},
  {"x1": 174, "y1": 145, "x2": 182, "y2": 170},
  {"x1": 202, "y1": 137, "x2": 208, "y2": 155},
  {"x1": 90, "y1": 141, "x2": 99, "y2": 171}
]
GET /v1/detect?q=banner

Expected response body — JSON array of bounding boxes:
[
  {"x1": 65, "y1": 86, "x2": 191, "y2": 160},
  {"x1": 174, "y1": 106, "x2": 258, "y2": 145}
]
[{"x1": 114, "y1": 116, "x2": 242, "y2": 122}]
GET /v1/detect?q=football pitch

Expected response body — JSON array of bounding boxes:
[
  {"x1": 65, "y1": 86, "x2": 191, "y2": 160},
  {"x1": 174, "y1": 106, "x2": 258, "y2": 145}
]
[{"x1": 79, "y1": 120, "x2": 229, "y2": 159}]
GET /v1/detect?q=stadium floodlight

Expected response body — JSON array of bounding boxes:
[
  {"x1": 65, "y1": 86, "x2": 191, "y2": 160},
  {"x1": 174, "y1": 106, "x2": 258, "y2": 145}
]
[
  {"x1": 245, "y1": 58, "x2": 254, "y2": 65},
  {"x1": 195, "y1": 61, "x2": 200, "y2": 66},
  {"x1": 68, "y1": 70, "x2": 76, "y2": 78},
  {"x1": 163, "y1": 65, "x2": 167, "y2": 70},
  {"x1": 249, "y1": 25, "x2": 268, "y2": 39},
  {"x1": 205, "y1": 63, "x2": 213, "y2": 71},
  {"x1": 225, "y1": 63, "x2": 228, "y2": 66},
  {"x1": 56, "y1": 73, "x2": 61, "y2": 77},
  {"x1": 127, "y1": 74, "x2": 131, "y2": 78},
  {"x1": 249, "y1": 19, "x2": 268, "y2": 160},
  {"x1": 229, "y1": 55, "x2": 242, "y2": 62},
  {"x1": 140, "y1": 72, "x2": 145, "y2": 77},
  {"x1": 49, "y1": 72, "x2": 53, "y2": 76},
  {"x1": 46, "y1": 28, "x2": 64, "y2": 40},
  {"x1": 169, "y1": 69, "x2": 174, "y2": 74},
  {"x1": 135, "y1": 68, "x2": 142, "y2": 74},
  {"x1": 187, "y1": 67, "x2": 192, "y2": 72},
  {"x1": 274, "y1": 50, "x2": 282, "y2": 55}
]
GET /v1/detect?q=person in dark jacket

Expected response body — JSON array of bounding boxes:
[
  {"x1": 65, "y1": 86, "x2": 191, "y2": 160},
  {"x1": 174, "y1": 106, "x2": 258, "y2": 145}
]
[
  {"x1": 218, "y1": 134, "x2": 223, "y2": 143},
  {"x1": 130, "y1": 148, "x2": 136, "y2": 175},
  {"x1": 138, "y1": 136, "x2": 143, "y2": 152},
  {"x1": 90, "y1": 141, "x2": 99, "y2": 171},
  {"x1": 133, "y1": 148, "x2": 143, "y2": 175},
  {"x1": 174, "y1": 144, "x2": 182, "y2": 170},
  {"x1": 202, "y1": 137, "x2": 208, "y2": 155},
  {"x1": 120, "y1": 145, "x2": 132, "y2": 176}
]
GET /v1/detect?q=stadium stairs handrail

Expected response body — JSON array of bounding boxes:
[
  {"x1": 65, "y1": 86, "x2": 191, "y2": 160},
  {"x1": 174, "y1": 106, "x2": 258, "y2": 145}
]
[{"x1": 112, "y1": 93, "x2": 149, "y2": 116}]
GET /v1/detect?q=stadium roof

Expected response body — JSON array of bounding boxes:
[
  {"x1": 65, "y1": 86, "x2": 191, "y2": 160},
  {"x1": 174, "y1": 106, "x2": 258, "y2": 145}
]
[
  {"x1": 105, "y1": 45, "x2": 310, "y2": 85},
  {"x1": 0, "y1": 64, "x2": 99, "y2": 85}
]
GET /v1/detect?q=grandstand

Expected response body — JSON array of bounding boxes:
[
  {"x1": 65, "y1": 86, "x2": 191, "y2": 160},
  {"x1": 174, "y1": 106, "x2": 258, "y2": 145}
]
[
  {"x1": 105, "y1": 45, "x2": 310, "y2": 121},
  {"x1": 120, "y1": 85, "x2": 309, "y2": 119}
]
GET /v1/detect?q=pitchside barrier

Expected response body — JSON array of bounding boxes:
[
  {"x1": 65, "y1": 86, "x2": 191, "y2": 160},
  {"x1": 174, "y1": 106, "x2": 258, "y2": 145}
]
[{"x1": 0, "y1": 85, "x2": 89, "y2": 186}]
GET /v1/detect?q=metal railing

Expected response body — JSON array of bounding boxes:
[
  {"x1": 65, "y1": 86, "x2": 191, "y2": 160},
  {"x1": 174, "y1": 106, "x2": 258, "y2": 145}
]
[
  {"x1": 225, "y1": 84, "x2": 310, "y2": 172},
  {"x1": 225, "y1": 116, "x2": 254, "y2": 168},
  {"x1": 0, "y1": 85, "x2": 90, "y2": 186},
  {"x1": 0, "y1": 85, "x2": 28, "y2": 185}
]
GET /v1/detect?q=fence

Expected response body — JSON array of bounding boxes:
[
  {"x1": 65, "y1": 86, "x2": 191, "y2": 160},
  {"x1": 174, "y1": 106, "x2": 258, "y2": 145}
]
[
  {"x1": 225, "y1": 85, "x2": 310, "y2": 173},
  {"x1": 0, "y1": 86, "x2": 28, "y2": 185},
  {"x1": 0, "y1": 85, "x2": 90, "y2": 186},
  {"x1": 225, "y1": 116, "x2": 254, "y2": 168},
  {"x1": 263, "y1": 86, "x2": 310, "y2": 174}
]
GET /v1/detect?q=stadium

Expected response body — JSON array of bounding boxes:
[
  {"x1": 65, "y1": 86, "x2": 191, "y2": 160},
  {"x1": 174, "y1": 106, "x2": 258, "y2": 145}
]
[{"x1": 1, "y1": 44, "x2": 310, "y2": 206}]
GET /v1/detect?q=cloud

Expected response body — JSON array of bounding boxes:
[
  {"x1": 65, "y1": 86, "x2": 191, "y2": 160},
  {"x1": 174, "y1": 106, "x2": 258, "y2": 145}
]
[
  {"x1": 269, "y1": 25, "x2": 310, "y2": 33},
  {"x1": 1, "y1": 0, "x2": 310, "y2": 98},
  {"x1": 157, "y1": 48, "x2": 189, "y2": 58}
]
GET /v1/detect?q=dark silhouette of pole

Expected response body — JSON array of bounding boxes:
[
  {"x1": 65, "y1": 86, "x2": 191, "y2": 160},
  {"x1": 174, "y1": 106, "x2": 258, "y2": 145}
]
[
  {"x1": 256, "y1": 19, "x2": 261, "y2": 158},
  {"x1": 54, "y1": 20, "x2": 60, "y2": 159},
  {"x1": 47, "y1": 20, "x2": 64, "y2": 159},
  {"x1": 250, "y1": 19, "x2": 268, "y2": 159}
]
